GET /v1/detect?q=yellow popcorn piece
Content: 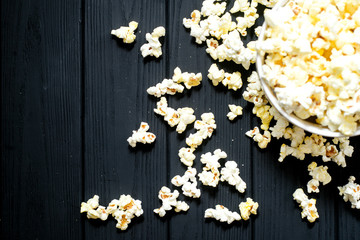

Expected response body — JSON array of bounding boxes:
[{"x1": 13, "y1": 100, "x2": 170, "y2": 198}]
[
  {"x1": 239, "y1": 197, "x2": 259, "y2": 220},
  {"x1": 201, "y1": 0, "x2": 227, "y2": 17},
  {"x1": 252, "y1": 105, "x2": 273, "y2": 130},
  {"x1": 111, "y1": 21, "x2": 138, "y2": 43},
  {"x1": 172, "y1": 67, "x2": 202, "y2": 89}
]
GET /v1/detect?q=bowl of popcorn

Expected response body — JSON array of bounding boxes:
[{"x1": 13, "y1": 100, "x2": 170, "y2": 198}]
[{"x1": 256, "y1": 0, "x2": 360, "y2": 137}]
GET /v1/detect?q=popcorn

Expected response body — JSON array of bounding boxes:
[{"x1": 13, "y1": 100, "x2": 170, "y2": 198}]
[
  {"x1": 201, "y1": 0, "x2": 227, "y2": 17},
  {"x1": 254, "y1": 26, "x2": 262, "y2": 37},
  {"x1": 243, "y1": 71, "x2": 268, "y2": 107},
  {"x1": 222, "y1": 72, "x2": 243, "y2": 91},
  {"x1": 81, "y1": 195, "x2": 99, "y2": 214},
  {"x1": 147, "y1": 79, "x2": 184, "y2": 98},
  {"x1": 111, "y1": 21, "x2": 138, "y2": 43},
  {"x1": 81, "y1": 195, "x2": 108, "y2": 221},
  {"x1": 154, "y1": 97, "x2": 196, "y2": 133},
  {"x1": 140, "y1": 26, "x2": 165, "y2": 58},
  {"x1": 81, "y1": 194, "x2": 143, "y2": 230},
  {"x1": 171, "y1": 167, "x2": 201, "y2": 198},
  {"x1": 246, "y1": 127, "x2": 271, "y2": 149},
  {"x1": 207, "y1": 13, "x2": 237, "y2": 40},
  {"x1": 338, "y1": 176, "x2": 360, "y2": 209},
  {"x1": 198, "y1": 149, "x2": 227, "y2": 187},
  {"x1": 259, "y1": 0, "x2": 360, "y2": 135},
  {"x1": 293, "y1": 188, "x2": 319, "y2": 223},
  {"x1": 227, "y1": 104, "x2": 243, "y2": 121},
  {"x1": 252, "y1": 105, "x2": 273, "y2": 130},
  {"x1": 178, "y1": 147, "x2": 196, "y2": 167},
  {"x1": 186, "y1": 112, "x2": 216, "y2": 149},
  {"x1": 154, "y1": 186, "x2": 189, "y2": 217},
  {"x1": 220, "y1": 161, "x2": 247, "y2": 193},
  {"x1": 236, "y1": 2, "x2": 259, "y2": 36},
  {"x1": 306, "y1": 162, "x2": 331, "y2": 193},
  {"x1": 183, "y1": 10, "x2": 201, "y2": 29},
  {"x1": 230, "y1": 0, "x2": 250, "y2": 14},
  {"x1": 127, "y1": 122, "x2": 156, "y2": 147},
  {"x1": 172, "y1": 67, "x2": 202, "y2": 89},
  {"x1": 239, "y1": 198, "x2": 259, "y2": 220},
  {"x1": 207, "y1": 64, "x2": 243, "y2": 91},
  {"x1": 207, "y1": 63, "x2": 225, "y2": 87},
  {"x1": 204, "y1": 205, "x2": 241, "y2": 224}
]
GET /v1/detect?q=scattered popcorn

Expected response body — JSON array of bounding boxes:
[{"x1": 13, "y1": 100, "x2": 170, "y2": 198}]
[
  {"x1": 154, "y1": 97, "x2": 196, "y2": 133},
  {"x1": 147, "y1": 79, "x2": 184, "y2": 98},
  {"x1": 246, "y1": 127, "x2": 271, "y2": 149},
  {"x1": 127, "y1": 122, "x2": 156, "y2": 147},
  {"x1": 207, "y1": 64, "x2": 243, "y2": 91},
  {"x1": 172, "y1": 167, "x2": 201, "y2": 198},
  {"x1": 178, "y1": 147, "x2": 196, "y2": 167},
  {"x1": 140, "y1": 26, "x2": 165, "y2": 58},
  {"x1": 236, "y1": 1, "x2": 259, "y2": 36},
  {"x1": 204, "y1": 205, "x2": 241, "y2": 224},
  {"x1": 81, "y1": 194, "x2": 143, "y2": 230},
  {"x1": 198, "y1": 149, "x2": 227, "y2": 187},
  {"x1": 306, "y1": 162, "x2": 331, "y2": 193},
  {"x1": 220, "y1": 161, "x2": 247, "y2": 193},
  {"x1": 253, "y1": 105, "x2": 273, "y2": 130},
  {"x1": 254, "y1": 26, "x2": 262, "y2": 37},
  {"x1": 239, "y1": 197, "x2": 259, "y2": 220},
  {"x1": 186, "y1": 112, "x2": 216, "y2": 149},
  {"x1": 80, "y1": 195, "x2": 108, "y2": 221},
  {"x1": 227, "y1": 104, "x2": 243, "y2": 121},
  {"x1": 183, "y1": 10, "x2": 201, "y2": 29},
  {"x1": 172, "y1": 67, "x2": 202, "y2": 89},
  {"x1": 230, "y1": 0, "x2": 250, "y2": 14},
  {"x1": 113, "y1": 195, "x2": 144, "y2": 230},
  {"x1": 243, "y1": 71, "x2": 268, "y2": 107},
  {"x1": 201, "y1": 0, "x2": 227, "y2": 17},
  {"x1": 293, "y1": 188, "x2": 319, "y2": 223},
  {"x1": 111, "y1": 21, "x2": 138, "y2": 43},
  {"x1": 207, "y1": 63, "x2": 225, "y2": 87},
  {"x1": 338, "y1": 176, "x2": 360, "y2": 209},
  {"x1": 81, "y1": 195, "x2": 99, "y2": 214},
  {"x1": 154, "y1": 186, "x2": 189, "y2": 217},
  {"x1": 258, "y1": 0, "x2": 360, "y2": 135}
]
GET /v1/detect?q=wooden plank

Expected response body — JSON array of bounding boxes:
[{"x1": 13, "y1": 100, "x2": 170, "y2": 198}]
[
  {"x1": 1, "y1": 0, "x2": 82, "y2": 239},
  {"x1": 336, "y1": 139, "x2": 360, "y2": 240},
  {"x1": 83, "y1": 0, "x2": 168, "y2": 239},
  {"x1": 166, "y1": 1, "x2": 254, "y2": 239}
]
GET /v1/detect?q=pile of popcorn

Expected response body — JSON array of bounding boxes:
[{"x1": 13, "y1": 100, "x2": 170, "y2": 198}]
[
  {"x1": 257, "y1": 0, "x2": 360, "y2": 135},
  {"x1": 81, "y1": 0, "x2": 360, "y2": 232}
]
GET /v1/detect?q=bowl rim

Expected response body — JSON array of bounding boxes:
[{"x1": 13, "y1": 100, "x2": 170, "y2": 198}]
[{"x1": 255, "y1": 0, "x2": 360, "y2": 138}]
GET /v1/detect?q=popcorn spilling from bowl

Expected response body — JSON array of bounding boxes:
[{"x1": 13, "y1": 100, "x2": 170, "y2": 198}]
[{"x1": 257, "y1": 0, "x2": 360, "y2": 135}]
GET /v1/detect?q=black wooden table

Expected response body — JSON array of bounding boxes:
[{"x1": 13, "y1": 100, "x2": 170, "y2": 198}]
[{"x1": 2, "y1": 0, "x2": 360, "y2": 239}]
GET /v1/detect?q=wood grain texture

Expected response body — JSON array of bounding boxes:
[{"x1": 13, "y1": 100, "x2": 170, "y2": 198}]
[
  {"x1": 83, "y1": 0, "x2": 168, "y2": 239},
  {"x1": 1, "y1": 0, "x2": 82, "y2": 239},
  {"x1": 2, "y1": 0, "x2": 360, "y2": 239}
]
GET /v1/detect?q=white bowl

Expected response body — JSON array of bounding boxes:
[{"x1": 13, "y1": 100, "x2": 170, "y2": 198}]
[{"x1": 256, "y1": 0, "x2": 360, "y2": 138}]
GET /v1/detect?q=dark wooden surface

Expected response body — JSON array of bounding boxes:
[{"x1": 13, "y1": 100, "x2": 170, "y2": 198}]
[{"x1": 2, "y1": 0, "x2": 360, "y2": 239}]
